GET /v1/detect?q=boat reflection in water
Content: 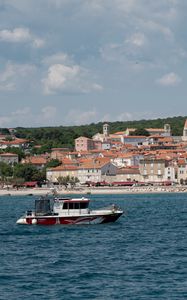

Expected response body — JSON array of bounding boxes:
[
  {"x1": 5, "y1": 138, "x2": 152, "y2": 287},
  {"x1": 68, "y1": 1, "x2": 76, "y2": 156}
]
[{"x1": 16, "y1": 196, "x2": 123, "y2": 225}]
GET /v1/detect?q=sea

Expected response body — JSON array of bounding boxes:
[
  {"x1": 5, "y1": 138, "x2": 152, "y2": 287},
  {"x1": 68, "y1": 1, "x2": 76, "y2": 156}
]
[{"x1": 0, "y1": 193, "x2": 186, "y2": 300}]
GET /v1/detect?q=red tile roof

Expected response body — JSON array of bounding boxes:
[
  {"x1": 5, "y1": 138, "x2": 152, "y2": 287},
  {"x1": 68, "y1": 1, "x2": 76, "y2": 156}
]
[{"x1": 0, "y1": 152, "x2": 18, "y2": 157}]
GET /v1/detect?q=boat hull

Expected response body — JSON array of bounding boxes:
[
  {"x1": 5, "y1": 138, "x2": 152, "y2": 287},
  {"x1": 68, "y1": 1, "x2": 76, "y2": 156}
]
[{"x1": 17, "y1": 212, "x2": 123, "y2": 225}]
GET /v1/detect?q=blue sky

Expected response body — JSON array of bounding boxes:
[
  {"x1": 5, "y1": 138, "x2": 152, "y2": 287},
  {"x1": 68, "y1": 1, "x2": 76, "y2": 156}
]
[{"x1": 0, "y1": 0, "x2": 187, "y2": 127}]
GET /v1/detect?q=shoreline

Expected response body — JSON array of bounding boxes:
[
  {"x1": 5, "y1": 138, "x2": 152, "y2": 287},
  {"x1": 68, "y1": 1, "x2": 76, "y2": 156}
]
[{"x1": 0, "y1": 186, "x2": 187, "y2": 196}]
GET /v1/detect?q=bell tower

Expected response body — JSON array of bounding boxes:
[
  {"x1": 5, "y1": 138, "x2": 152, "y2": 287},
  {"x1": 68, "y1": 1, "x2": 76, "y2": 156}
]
[
  {"x1": 164, "y1": 124, "x2": 171, "y2": 136},
  {"x1": 103, "y1": 123, "x2": 109, "y2": 140},
  {"x1": 182, "y1": 120, "x2": 187, "y2": 141}
]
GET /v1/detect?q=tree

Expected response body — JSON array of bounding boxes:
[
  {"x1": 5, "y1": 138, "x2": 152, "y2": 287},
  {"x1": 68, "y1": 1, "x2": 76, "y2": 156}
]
[
  {"x1": 0, "y1": 162, "x2": 13, "y2": 177},
  {"x1": 45, "y1": 159, "x2": 61, "y2": 168},
  {"x1": 132, "y1": 128, "x2": 150, "y2": 136},
  {"x1": 57, "y1": 175, "x2": 79, "y2": 189},
  {"x1": 13, "y1": 163, "x2": 39, "y2": 181},
  {"x1": 12, "y1": 177, "x2": 25, "y2": 188},
  {"x1": 0, "y1": 128, "x2": 10, "y2": 135},
  {"x1": 69, "y1": 176, "x2": 79, "y2": 189},
  {"x1": 6, "y1": 147, "x2": 25, "y2": 161},
  {"x1": 14, "y1": 115, "x2": 187, "y2": 147},
  {"x1": 57, "y1": 175, "x2": 70, "y2": 189}
]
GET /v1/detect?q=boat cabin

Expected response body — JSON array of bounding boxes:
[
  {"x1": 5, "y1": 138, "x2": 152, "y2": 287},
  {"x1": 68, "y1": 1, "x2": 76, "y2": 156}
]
[
  {"x1": 53, "y1": 197, "x2": 90, "y2": 214},
  {"x1": 34, "y1": 197, "x2": 90, "y2": 216},
  {"x1": 35, "y1": 197, "x2": 52, "y2": 216}
]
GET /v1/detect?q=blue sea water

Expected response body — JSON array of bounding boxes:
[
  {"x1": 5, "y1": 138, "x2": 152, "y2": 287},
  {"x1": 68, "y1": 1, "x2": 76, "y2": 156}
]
[{"x1": 0, "y1": 193, "x2": 186, "y2": 300}]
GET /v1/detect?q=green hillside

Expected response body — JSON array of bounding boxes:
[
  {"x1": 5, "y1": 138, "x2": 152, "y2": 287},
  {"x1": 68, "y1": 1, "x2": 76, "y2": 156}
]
[{"x1": 4, "y1": 115, "x2": 187, "y2": 150}]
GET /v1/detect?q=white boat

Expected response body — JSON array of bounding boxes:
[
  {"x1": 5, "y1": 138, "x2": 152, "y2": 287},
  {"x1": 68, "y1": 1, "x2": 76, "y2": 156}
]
[{"x1": 16, "y1": 196, "x2": 123, "y2": 225}]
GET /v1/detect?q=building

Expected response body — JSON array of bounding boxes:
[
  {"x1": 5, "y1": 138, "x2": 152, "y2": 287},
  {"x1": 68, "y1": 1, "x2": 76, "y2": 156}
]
[
  {"x1": 0, "y1": 152, "x2": 18, "y2": 164},
  {"x1": 46, "y1": 165, "x2": 78, "y2": 183},
  {"x1": 182, "y1": 120, "x2": 187, "y2": 142},
  {"x1": 122, "y1": 136, "x2": 147, "y2": 146},
  {"x1": 75, "y1": 136, "x2": 95, "y2": 152},
  {"x1": 139, "y1": 158, "x2": 166, "y2": 183},
  {"x1": 111, "y1": 153, "x2": 143, "y2": 168},
  {"x1": 146, "y1": 124, "x2": 171, "y2": 136},
  {"x1": 103, "y1": 123, "x2": 110, "y2": 140},
  {"x1": 0, "y1": 138, "x2": 29, "y2": 150},
  {"x1": 77, "y1": 159, "x2": 117, "y2": 184},
  {"x1": 92, "y1": 123, "x2": 110, "y2": 142},
  {"x1": 50, "y1": 148, "x2": 70, "y2": 160},
  {"x1": 177, "y1": 156, "x2": 187, "y2": 184},
  {"x1": 114, "y1": 167, "x2": 141, "y2": 183},
  {"x1": 22, "y1": 155, "x2": 48, "y2": 170}
]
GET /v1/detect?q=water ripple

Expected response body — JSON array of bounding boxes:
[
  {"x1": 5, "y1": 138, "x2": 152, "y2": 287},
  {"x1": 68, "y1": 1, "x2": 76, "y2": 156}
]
[{"x1": 0, "y1": 193, "x2": 186, "y2": 299}]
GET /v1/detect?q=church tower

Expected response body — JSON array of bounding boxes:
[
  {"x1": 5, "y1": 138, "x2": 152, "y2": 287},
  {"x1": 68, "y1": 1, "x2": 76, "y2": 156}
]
[
  {"x1": 103, "y1": 123, "x2": 109, "y2": 140},
  {"x1": 164, "y1": 124, "x2": 171, "y2": 136},
  {"x1": 182, "y1": 120, "x2": 187, "y2": 141}
]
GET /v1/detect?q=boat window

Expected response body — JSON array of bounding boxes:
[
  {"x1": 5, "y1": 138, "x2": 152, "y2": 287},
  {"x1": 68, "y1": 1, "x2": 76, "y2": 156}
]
[
  {"x1": 74, "y1": 203, "x2": 80, "y2": 209},
  {"x1": 63, "y1": 203, "x2": 68, "y2": 209},
  {"x1": 69, "y1": 203, "x2": 74, "y2": 209},
  {"x1": 62, "y1": 201, "x2": 88, "y2": 209},
  {"x1": 80, "y1": 202, "x2": 88, "y2": 209},
  {"x1": 35, "y1": 198, "x2": 51, "y2": 216}
]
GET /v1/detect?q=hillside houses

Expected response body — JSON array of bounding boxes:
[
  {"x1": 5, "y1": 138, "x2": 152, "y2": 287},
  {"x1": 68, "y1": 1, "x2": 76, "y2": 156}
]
[
  {"x1": 21, "y1": 155, "x2": 49, "y2": 170},
  {"x1": 46, "y1": 157, "x2": 118, "y2": 184},
  {"x1": 115, "y1": 166, "x2": 141, "y2": 183},
  {"x1": 0, "y1": 152, "x2": 18, "y2": 164},
  {"x1": 111, "y1": 153, "x2": 143, "y2": 168},
  {"x1": 47, "y1": 165, "x2": 79, "y2": 183},
  {"x1": 70, "y1": 121, "x2": 187, "y2": 185},
  {"x1": 139, "y1": 157, "x2": 176, "y2": 183},
  {"x1": 1, "y1": 120, "x2": 187, "y2": 186},
  {"x1": 0, "y1": 138, "x2": 29, "y2": 150}
]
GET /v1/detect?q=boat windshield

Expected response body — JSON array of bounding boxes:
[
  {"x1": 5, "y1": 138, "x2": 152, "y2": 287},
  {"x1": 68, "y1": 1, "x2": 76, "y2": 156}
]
[{"x1": 35, "y1": 198, "x2": 52, "y2": 216}]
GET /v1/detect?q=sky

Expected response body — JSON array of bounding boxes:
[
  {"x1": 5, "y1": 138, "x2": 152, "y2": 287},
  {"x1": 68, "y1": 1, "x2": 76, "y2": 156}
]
[{"x1": 0, "y1": 0, "x2": 187, "y2": 128}]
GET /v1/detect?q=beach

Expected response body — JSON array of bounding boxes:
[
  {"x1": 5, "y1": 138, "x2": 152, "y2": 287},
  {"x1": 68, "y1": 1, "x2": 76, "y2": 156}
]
[{"x1": 0, "y1": 185, "x2": 187, "y2": 196}]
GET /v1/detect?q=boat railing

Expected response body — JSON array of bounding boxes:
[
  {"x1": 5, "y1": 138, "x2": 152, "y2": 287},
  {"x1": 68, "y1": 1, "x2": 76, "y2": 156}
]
[
  {"x1": 26, "y1": 210, "x2": 35, "y2": 217},
  {"x1": 96, "y1": 204, "x2": 121, "y2": 212}
]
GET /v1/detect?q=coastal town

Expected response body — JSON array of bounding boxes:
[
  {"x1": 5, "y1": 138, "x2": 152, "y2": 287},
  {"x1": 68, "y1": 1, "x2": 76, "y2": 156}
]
[{"x1": 1, "y1": 120, "x2": 187, "y2": 194}]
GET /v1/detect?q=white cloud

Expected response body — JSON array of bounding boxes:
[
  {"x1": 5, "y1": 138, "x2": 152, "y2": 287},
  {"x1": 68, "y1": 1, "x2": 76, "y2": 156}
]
[
  {"x1": 0, "y1": 62, "x2": 36, "y2": 91},
  {"x1": 0, "y1": 0, "x2": 186, "y2": 127},
  {"x1": 94, "y1": 110, "x2": 158, "y2": 123},
  {"x1": 100, "y1": 36, "x2": 148, "y2": 66},
  {"x1": 65, "y1": 109, "x2": 98, "y2": 125},
  {"x1": 42, "y1": 64, "x2": 80, "y2": 94},
  {"x1": 116, "y1": 111, "x2": 158, "y2": 121},
  {"x1": 42, "y1": 59, "x2": 103, "y2": 94},
  {"x1": 156, "y1": 72, "x2": 181, "y2": 86},
  {"x1": 0, "y1": 27, "x2": 31, "y2": 42},
  {"x1": 141, "y1": 20, "x2": 174, "y2": 40},
  {"x1": 0, "y1": 107, "x2": 31, "y2": 127},
  {"x1": 0, "y1": 116, "x2": 13, "y2": 127},
  {"x1": 11, "y1": 107, "x2": 31, "y2": 116},
  {"x1": 0, "y1": 27, "x2": 45, "y2": 48},
  {"x1": 126, "y1": 33, "x2": 147, "y2": 47},
  {"x1": 33, "y1": 38, "x2": 45, "y2": 48},
  {"x1": 109, "y1": 0, "x2": 137, "y2": 13},
  {"x1": 41, "y1": 106, "x2": 57, "y2": 120},
  {"x1": 0, "y1": 106, "x2": 58, "y2": 127},
  {"x1": 42, "y1": 53, "x2": 70, "y2": 66}
]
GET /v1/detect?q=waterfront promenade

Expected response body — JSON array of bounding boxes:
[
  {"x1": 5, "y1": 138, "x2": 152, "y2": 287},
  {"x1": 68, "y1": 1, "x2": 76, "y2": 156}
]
[{"x1": 0, "y1": 185, "x2": 187, "y2": 196}]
